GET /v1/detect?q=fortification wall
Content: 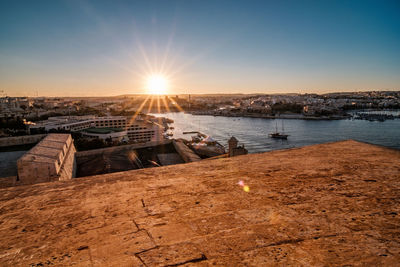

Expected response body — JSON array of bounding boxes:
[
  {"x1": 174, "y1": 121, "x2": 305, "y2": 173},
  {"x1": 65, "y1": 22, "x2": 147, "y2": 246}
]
[
  {"x1": 76, "y1": 140, "x2": 172, "y2": 159},
  {"x1": 16, "y1": 134, "x2": 76, "y2": 185},
  {"x1": 2, "y1": 141, "x2": 400, "y2": 266},
  {"x1": 58, "y1": 142, "x2": 77, "y2": 181},
  {"x1": 17, "y1": 159, "x2": 57, "y2": 185},
  {"x1": 0, "y1": 134, "x2": 46, "y2": 147}
]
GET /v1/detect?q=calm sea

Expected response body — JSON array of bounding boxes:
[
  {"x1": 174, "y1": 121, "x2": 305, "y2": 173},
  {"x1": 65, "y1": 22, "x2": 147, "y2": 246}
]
[
  {"x1": 152, "y1": 112, "x2": 400, "y2": 153},
  {"x1": 0, "y1": 150, "x2": 26, "y2": 177}
]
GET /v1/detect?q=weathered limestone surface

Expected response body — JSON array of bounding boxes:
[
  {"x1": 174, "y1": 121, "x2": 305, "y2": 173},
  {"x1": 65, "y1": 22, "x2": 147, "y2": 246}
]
[{"x1": 0, "y1": 140, "x2": 399, "y2": 266}]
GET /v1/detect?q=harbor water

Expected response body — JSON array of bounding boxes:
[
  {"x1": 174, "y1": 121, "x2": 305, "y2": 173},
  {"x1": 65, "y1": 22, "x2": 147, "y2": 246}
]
[
  {"x1": 153, "y1": 112, "x2": 400, "y2": 153},
  {"x1": 0, "y1": 150, "x2": 26, "y2": 177}
]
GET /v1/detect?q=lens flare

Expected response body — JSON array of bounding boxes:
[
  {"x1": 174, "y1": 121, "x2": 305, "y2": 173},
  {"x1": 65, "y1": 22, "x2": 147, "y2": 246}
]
[{"x1": 238, "y1": 180, "x2": 250, "y2": 192}]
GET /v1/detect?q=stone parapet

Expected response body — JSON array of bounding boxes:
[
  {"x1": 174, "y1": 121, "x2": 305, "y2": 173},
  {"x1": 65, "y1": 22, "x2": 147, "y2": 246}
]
[
  {"x1": 0, "y1": 134, "x2": 46, "y2": 147},
  {"x1": 1, "y1": 140, "x2": 399, "y2": 265}
]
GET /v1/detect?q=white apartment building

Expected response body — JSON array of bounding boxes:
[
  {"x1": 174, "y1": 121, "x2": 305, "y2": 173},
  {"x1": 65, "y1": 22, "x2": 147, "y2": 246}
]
[{"x1": 30, "y1": 115, "x2": 165, "y2": 143}]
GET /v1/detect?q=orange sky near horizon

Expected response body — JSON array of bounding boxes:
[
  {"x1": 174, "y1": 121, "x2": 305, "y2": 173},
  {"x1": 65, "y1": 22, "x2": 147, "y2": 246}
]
[{"x1": 1, "y1": 0, "x2": 399, "y2": 97}]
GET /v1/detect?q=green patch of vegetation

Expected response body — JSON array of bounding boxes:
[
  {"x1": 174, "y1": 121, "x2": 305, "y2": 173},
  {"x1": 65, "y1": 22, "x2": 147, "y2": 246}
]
[{"x1": 83, "y1": 127, "x2": 124, "y2": 134}]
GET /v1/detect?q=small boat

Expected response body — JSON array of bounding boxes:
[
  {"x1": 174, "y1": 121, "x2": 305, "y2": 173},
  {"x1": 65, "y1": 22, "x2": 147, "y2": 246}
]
[
  {"x1": 190, "y1": 134, "x2": 226, "y2": 157},
  {"x1": 269, "y1": 121, "x2": 289, "y2": 139},
  {"x1": 269, "y1": 132, "x2": 289, "y2": 139}
]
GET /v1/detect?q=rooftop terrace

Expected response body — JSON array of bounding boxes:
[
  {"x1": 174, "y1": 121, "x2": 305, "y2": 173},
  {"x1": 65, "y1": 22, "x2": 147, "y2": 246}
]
[{"x1": 0, "y1": 140, "x2": 399, "y2": 266}]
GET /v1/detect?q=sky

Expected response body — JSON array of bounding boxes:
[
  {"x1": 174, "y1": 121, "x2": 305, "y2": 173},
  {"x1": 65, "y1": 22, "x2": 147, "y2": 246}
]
[{"x1": 0, "y1": 0, "x2": 400, "y2": 97}]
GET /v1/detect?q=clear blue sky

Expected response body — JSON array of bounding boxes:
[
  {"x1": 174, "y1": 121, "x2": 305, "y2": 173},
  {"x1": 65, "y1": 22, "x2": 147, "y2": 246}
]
[{"x1": 1, "y1": 0, "x2": 399, "y2": 96}]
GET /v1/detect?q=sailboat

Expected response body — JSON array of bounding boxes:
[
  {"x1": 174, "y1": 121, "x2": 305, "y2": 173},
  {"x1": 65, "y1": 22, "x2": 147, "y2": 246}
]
[{"x1": 269, "y1": 120, "x2": 289, "y2": 139}]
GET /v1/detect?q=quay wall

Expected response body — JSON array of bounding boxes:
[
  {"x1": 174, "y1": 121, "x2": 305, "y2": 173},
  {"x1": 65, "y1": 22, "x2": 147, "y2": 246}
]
[
  {"x1": 173, "y1": 140, "x2": 201, "y2": 163},
  {"x1": 0, "y1": 134, "x2": 46, "y2": 147}
]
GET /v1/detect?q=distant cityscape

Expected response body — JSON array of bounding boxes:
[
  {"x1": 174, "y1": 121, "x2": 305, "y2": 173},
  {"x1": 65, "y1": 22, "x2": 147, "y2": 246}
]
[
  {"x1": 0, "y1": 90, "x2": 398, "y2": 157},
  {"x1": 1, "y1": 91, "x2": 400, "y2": 136},
  {"x1": 0, "y1": 89, "x2": 396, "y2": 184}
]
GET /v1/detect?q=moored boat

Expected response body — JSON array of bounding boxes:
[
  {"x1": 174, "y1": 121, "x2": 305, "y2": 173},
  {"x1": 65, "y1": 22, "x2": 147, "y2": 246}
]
[
  {"x1": 269, "y1": 132, "x2": 289, "y2": 139},
  {"x1": 188, "y1": 133, "x2": 226, "y2": 157},
  {"x1": 269, "y1": 121, "x2": 289, "y2": 139}
]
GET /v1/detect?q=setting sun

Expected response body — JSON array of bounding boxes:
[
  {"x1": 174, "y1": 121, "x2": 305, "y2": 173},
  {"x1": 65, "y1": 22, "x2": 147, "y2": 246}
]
[{"x1": 147, "y1": 75, "x2": 168, "y2": 95}]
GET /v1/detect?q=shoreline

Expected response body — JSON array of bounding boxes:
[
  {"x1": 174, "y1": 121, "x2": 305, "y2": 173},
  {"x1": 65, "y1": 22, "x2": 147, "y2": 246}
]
[{"x1": 186, "y1": 111, "x2": 350, "y2": 120}]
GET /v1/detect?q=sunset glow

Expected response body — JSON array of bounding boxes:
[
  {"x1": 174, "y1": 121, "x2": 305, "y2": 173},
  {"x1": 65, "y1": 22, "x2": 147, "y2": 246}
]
[
  {"x1": 147, "y1": 75, "x2": 168, "y2": 95},
  {"x1": 1, "y1": 1, "x2": 399, "y2": 96}
]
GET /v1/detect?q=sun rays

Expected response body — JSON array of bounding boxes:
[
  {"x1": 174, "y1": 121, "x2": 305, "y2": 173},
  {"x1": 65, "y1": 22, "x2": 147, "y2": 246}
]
[
  {"x1": 104, "y1": 11, "x2": 204, "y2": 124},
  {"x1": 124, "y1": 94, "x2": 187, "y2": 131}
]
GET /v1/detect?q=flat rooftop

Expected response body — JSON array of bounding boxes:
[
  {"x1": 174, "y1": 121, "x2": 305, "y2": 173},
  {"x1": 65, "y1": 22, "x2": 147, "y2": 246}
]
[
  {"x1": 43, "y1": 134, "x2": 70, "y2": 143},
  {"x1": 0, "y1": 140, "x2": 399, "y2": 266},
  {"x1": 32, "y1": 116, "x2": 128, "y2": 128}
]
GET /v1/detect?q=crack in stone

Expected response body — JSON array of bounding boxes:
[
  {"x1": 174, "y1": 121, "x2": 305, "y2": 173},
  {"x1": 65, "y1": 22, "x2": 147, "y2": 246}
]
[
  {"x1": 134, "y1": 254, "x2": 147, "y2": 267},
  {"x1": 132, "y1": 219, "x2": 140, "y2": 230},
  {"x1": 164, "y1": 254, "x2": 208, "y2": 266},
  {"x1": 266, "y1": 234, "x2": 339, "y2": 247}
]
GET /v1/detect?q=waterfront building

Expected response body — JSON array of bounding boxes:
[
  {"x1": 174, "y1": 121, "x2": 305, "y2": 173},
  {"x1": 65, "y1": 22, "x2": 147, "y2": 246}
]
[{"x1": 29, "y1": 115, "x2": 164, "y2": 143}]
